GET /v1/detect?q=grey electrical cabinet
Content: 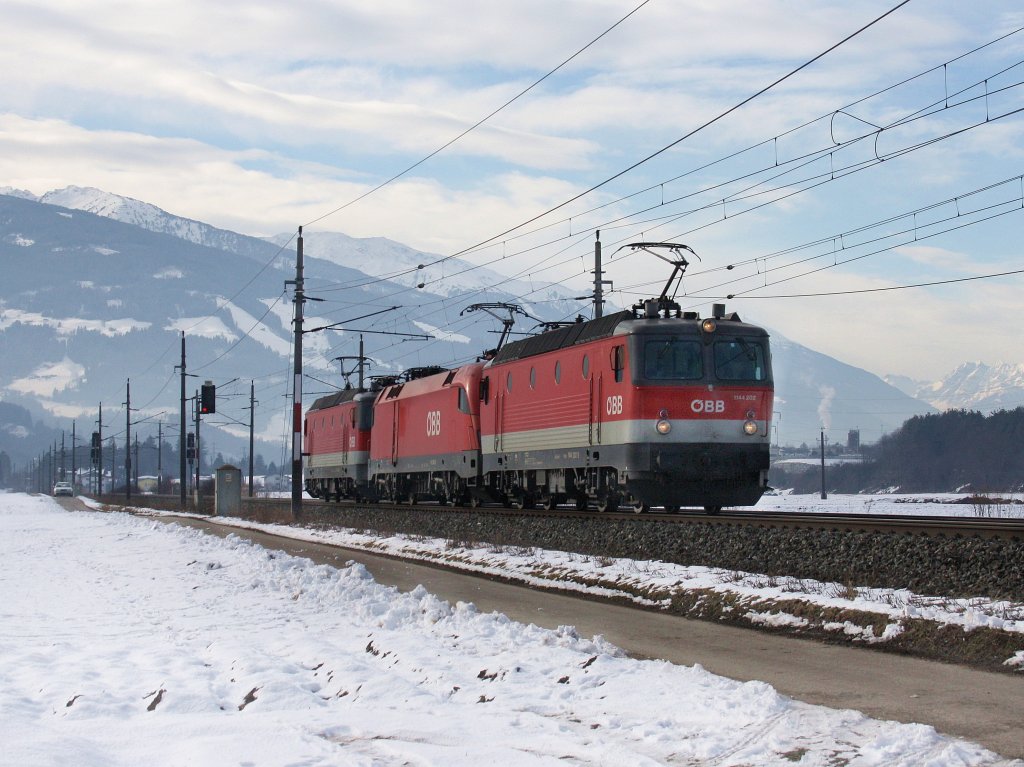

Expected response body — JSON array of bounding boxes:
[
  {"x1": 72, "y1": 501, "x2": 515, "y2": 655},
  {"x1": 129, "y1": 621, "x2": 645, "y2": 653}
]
[{"x1": 215, "y1": 464, "x2": 243, "y2": 517}]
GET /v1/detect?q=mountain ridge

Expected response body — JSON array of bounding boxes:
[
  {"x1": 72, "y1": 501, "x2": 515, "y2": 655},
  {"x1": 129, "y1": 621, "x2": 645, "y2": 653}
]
[{"x1": 1, "y1": 186, "x2": 999, "y2": 472}]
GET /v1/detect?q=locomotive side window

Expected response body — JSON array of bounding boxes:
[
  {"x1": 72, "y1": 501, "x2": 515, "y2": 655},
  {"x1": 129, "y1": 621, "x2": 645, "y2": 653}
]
[
  {"x1": 458, "y1": 387, "x2": 471, "y2": 414},
  {"x1": 506, "y1": 371, "x2": 513, "y2": 393},
  {"x1": 611, "y1": 344, "x2": 625, "y2": 383},
  {"x1": 529, "y1": 366, "x2": 536, "y2": 389},
  {"x1": 644, "y1": 339, "x2": 703, "y2": 380},
  {"x1": 582, "y1": 355, "x2": 590, "y2": 380},
  {"x1": 554, "y1": 361, "x2": 561, "y2": 384},
  {"x1": 714, "y1": 338, "x2": 768, "y2": 381}
]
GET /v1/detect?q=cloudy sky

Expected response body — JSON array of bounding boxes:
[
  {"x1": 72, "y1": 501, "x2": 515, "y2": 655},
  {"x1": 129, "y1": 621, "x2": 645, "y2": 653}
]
[{"x1": 2, "y1": 0, "x2": 1023, "y2": 379}]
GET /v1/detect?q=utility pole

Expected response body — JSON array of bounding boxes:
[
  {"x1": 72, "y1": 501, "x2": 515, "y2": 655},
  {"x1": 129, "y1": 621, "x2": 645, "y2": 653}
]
[
  {"x1": 593, "y1": 231, "x2": 613, "y2": 319},
  {"x1": 359, "y1": 335, "x2": 365, "y2": 391},
  {"x1": 110, "y1": 438, "x2": 117, "y2": 492},
  {"x1": 125, "y1": 379, "x2": 132, "y2": 502},
  {"x1": 133, "y1": 434, "x2": 139, "y2": 490},
  {"x1": 178, "y1": 332, "x2": 187, "y2": 508},
  {"x1": 288, "y1": 227, "x2": 305, "y2": 519},
  {"x1": 157, "y1": 421, "x2": 163, "y2": 494},
  {"x1": 248, "y1": 380, "x2": 256, "y2": 497},
  {"x1": 71, "y1": 420, "x2": 77, "y2": 489},
  {"x1": 60, "y1": 431, "x2": 65, "y2": 481},
  {"x1": 194, "y1": 389, "x2": 201, "y2": 507},
  {"x1": 97, "y1": 404, "x2": 104, "y2": 495}
]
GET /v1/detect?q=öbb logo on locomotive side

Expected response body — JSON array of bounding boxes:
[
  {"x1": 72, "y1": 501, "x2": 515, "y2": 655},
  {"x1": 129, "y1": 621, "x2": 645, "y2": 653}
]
[
  {"x1": 691, "y1": 399, "x2": 726, "y2": 413},
  {"x1": 605, "y1": 395, "x2": 623, "y2": 415},
  {"x1": 426, "y1": 410, "x2": 442, "y2": 436}
]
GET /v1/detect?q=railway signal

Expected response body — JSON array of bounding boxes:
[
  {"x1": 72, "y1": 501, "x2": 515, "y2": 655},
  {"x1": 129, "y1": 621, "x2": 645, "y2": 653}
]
[{"x1": 200, "y1": 381, "x2": 216, "y2": 414}]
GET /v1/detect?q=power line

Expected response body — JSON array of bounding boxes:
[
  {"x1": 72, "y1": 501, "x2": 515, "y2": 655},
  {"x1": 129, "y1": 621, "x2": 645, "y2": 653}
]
[
  {"x1": 719, "y1": 266, "x2": 1024, "y2": 300},
  {"x1": 307, "y1": 0, "x2": 925, "y2": 299},
  {"x1": 419, "y1": 0, "x2": 914, "y2": 269}
]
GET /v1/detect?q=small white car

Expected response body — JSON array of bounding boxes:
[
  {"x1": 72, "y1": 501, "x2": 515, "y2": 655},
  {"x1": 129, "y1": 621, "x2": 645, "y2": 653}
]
[{"x1": 53, "y1": 481, "x2": 74, "y2": 497}]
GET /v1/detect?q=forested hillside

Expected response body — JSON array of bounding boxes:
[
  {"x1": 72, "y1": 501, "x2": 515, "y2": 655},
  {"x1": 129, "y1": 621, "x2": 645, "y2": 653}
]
[{"x1": 783, "y1": 408, "x2": 1024, "y2": 494}]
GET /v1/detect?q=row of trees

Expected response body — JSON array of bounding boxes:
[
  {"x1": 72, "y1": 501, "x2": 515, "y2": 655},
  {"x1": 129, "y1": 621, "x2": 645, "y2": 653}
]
[{"x1": 783, "y1": 408, "x2": 1024, "y2": 493}]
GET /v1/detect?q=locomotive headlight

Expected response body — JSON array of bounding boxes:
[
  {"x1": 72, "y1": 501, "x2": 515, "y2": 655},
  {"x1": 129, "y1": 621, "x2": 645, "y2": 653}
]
[
  {"x1": 701, "y1": 318, "x2": 717, "y2": 333},
  {"x1": 743, "y1": 419, "x2": 758, "y2": 436},
  {"x1": 656, "y1": 419, "x2": 672, "y2": 435}
]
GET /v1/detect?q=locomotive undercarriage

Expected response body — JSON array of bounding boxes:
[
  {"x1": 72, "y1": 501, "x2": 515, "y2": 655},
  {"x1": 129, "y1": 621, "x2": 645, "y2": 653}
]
[
  {"x1": 315, "y1": 441, "x2": 768, "y2": 514},
  {"x1": 483, "y1": 441, "x2": 770, "y2": 513},
  {"x1": 306, "y1": 475, "x2": 365, "y2": 503},
  {"x1": 373, "y1": 469, "x2": 478, "y2": 506}
]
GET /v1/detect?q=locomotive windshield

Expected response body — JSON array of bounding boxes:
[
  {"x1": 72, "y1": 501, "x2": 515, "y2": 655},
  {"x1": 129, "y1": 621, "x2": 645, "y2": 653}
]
[
  {"x1": 714, "y1": 338, "x2": 769, "y2": 382},
  {"x1": 643, "y1": 338, "x2": 703, "y2": 380}
]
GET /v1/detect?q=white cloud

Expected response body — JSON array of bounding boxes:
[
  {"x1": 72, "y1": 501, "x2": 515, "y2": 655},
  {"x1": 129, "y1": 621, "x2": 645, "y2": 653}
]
[{"x1": 154, "y1": 268, "x2": 184, "y2": 279}]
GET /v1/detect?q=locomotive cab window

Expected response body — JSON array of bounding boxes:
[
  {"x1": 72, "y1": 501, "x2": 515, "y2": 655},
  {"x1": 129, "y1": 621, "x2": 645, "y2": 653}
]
[
  {"x1": 714, "y1": 338, "x2": 768, "y2": 381},
  {"x1": 458, "y1": 387, "x2": 471, "y2": 414},
  {"x1": 644, "y1": 338, "x2": 703, "y2": 380}
]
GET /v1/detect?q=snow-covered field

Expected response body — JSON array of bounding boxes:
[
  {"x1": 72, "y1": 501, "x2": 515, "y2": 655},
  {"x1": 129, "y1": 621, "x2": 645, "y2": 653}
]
[
  {"x1": 1, "y1": 492, "x2": 1019, "y2": 766},
  {"x1": 754, "y1": 492, "x2": 1024, "y2": 518}
]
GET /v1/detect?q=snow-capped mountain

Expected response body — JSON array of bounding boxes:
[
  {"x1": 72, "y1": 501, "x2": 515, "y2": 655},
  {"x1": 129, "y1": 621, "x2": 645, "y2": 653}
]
[
  {"x1": 0, "y1": 185, "x2": 944, "y2": 471},
  {"x1": 0, "y1": 190, "x2": 589, "y2": 469},
  {"x1": 768, "y1": 332, "x2": 934, "y2": 449},
  {"x1": 886, "y1": 362, "x2": 1024, "y2": 412},
  {"x1": 8, "y1": 185, "x2": 582, "y2": 310},
  {"x1": 2, "y1": 185, "x2": 277, "y2": 262}
]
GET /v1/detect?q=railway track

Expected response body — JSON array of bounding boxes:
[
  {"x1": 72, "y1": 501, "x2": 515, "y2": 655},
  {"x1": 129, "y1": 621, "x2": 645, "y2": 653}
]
[
  {"x1": 92, "y1": 493, "x2": 1024, "y2": 540},
  {"x1": 93, "y1": 492, "x2": 1024, "y2": 600},
  {"x1": 262, "y1": 496, "x2": 1024, "y2": 541}
]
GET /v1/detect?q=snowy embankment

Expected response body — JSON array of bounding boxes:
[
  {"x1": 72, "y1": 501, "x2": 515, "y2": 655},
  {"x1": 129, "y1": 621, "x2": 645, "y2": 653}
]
[
  {"x1": 0, "y1": 493, "x2": 1015, "y2": 766},
  {"x1": 126, "y1": 495, "x2": 1024, "y2": 655}
]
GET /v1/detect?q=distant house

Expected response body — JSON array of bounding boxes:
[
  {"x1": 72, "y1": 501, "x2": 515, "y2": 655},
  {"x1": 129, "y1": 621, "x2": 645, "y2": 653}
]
[{"x1": 137, "y1": 475, "x2": 160, "y2": 493}]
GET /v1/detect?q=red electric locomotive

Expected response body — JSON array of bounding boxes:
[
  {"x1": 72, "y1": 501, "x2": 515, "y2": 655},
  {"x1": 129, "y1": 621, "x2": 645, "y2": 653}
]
[
  {"x1": 304, "y1": 240, "x2": 773, "y2": 514},
  {"x1": 477, "y1": 299, "x2": 773, "y2": 513},
  {"x1": 303, "y1": 388, "x2": 375, "y2": 501},
  {"x1": 368, "y1": 364, "x2": 485, "y2": 504}
]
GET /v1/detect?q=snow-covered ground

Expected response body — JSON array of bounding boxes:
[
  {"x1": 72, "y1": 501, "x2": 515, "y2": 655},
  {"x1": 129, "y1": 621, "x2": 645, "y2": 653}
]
[
  {"x1": 1, "y1": 493, "x2": 1020, "y2": 766},
  {"x1": 127, "y1": 494, "x2": 1024, "y2": 642},
  {"x1": 755, "y1": 492, "x2": 1024, "y2": 518}
]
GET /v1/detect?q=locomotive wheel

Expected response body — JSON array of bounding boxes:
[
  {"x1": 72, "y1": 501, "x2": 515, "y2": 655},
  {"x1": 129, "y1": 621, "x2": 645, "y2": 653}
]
[
  {"x1": 512, "y1": 493, "x2": 534, "y2": 511},
  {"x1": 630, "y1": 500, "x2": 649, "y2": 514},
  {"x1": 596, "y1": 494, "x2": 619, "y2": 513},
  {"x1": 704, "y1": 505, "x2": 722, "y2": 515},
  {"x1": 540, "y1": 495, "x2": 556, "y2": 511},
  {"x1": 574, "y1": 495, "x2": 588, "y2": 511},
  {"x1": 468, "y1": 496, "x2": 482, "y2": 508},
  {"x1": 406, "y1": 492, "x2": 418, "y2": 506},
  {"x1": 663, "y1": 504, "x2": 680, "y2": 514}
]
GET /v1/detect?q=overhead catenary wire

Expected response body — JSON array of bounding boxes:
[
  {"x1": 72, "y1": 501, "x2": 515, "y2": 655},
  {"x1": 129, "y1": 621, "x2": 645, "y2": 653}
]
[{"x1": 302, "y1": 0, "x2": 916, "y2": 301}]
